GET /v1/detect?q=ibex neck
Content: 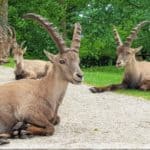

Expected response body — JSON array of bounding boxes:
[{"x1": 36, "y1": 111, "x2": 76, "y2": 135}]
[
  {"x1": 16, "y1": 61, "x2": 24, "y2": 74},
  {"x1": 125, "y1": 56, "x2": 138, "y2": 73},
  {"x1": 40, "y1": 64, "x2": 68, "y2": 104},
  {"x1": 124, "y1": 56, "x2": 141, "y2": 88},
  {"x1": 16, "y1": 58, "x2": 24, "y2": 69}
]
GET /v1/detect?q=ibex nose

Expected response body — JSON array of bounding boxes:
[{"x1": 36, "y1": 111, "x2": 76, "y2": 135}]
[
  {"x1": 116, "y1": 61, "x2": 121, "y2": 67},
  {"x1": 76, "y1": 73, "x2": 83, "y2": 79}
]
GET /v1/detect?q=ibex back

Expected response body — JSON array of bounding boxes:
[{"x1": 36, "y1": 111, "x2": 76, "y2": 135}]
[
  {"x1": 0, "y1": 13, "x2": 83, "y2": 145},
  {"x1": 90, "y1": 21, "x2": 150, "y2": 93}
]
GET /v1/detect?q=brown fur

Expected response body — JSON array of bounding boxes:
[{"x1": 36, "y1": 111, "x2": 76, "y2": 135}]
[
  {"x1": 14, "y1": 56, "x2": 51, "y2": 80},
  {"x1": 90, "y1": 21, "x2": 150, "y2": 93},
  {"x1": 0, "y1": 13, "x2": 83, "y2": 145}
]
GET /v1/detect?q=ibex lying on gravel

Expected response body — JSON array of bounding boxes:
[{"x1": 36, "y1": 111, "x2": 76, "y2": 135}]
[
  {"x1": 13, "y1": 42, "x2": 51, "y2": 80},
  {"x1": 90, "y1": 21, "x2": 150, "y2": 93},
  {"x1": 0, "y1": 13, "x2": 83, "y2": 145}
]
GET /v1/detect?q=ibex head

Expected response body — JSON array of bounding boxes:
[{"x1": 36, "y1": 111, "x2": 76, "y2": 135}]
[
  {"x1": 113, "y1": 21, "x2": 150, "y2": 67},
  {"x1": 23, "y1": 13, "x2": 83, "y2": 84},
  {"x1": 13, "y1": 41, "x2": 27, "y2": 65}
]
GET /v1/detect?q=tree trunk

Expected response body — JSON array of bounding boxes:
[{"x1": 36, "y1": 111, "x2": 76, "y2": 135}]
[{"x1": 0, "y1": 0, "x2": 8, "y2": 25}]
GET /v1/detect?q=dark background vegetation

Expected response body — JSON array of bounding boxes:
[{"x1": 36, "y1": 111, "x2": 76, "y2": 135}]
[{"x1": 8, "y1": 0, "x2": 150, "y2": 67}]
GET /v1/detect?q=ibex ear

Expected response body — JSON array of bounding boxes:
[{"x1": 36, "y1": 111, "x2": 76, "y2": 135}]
[
  {"x1": 43, "y1": 50, "x2": 55, "y2": 63},
  {"x1": 135, "y1": 46, "x2": 143, "y2": 53}
]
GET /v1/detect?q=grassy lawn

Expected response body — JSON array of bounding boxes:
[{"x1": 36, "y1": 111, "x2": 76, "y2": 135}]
[
  {"x1": 83, "y1": 66, "x2": 150, "y2": 100},
  {"x1": 2, "y1": 57, "x2": 15, "y2": 68}
]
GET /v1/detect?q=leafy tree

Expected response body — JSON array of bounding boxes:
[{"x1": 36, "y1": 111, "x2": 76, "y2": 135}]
[{"x1": 7, "y1": 0, "x2": 150, "y2": 66}]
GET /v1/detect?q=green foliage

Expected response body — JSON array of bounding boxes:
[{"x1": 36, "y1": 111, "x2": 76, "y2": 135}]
[
  {"x1": 8, "y1": 0, "x2": 150, "y2": 66},
  {"x1": 84, "y1": 66, "x2": 150, "y2": 100},
  {"x1": 79, "y1": 0, "x2": 150, "y2": 66}
]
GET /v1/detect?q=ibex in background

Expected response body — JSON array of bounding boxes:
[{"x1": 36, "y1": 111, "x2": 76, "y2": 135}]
[
  {"x1": 13, "y1": 40, "x2": 51, "y2": 80},
  {"x1": 0, "y1": 25, "x2": 14, "y2": 63},
  {"x1": 90, "y1": 21, "x2": 150, "y2": 93},
  {"x1": 4, "y1": 27, "x2": 51, "y2": 80},
  {"x1": 0, "y1": 13, "x2": 83, "y2": 145}
]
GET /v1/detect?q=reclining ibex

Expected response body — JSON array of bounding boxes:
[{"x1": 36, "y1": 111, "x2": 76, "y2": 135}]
[
  {"x1": 90, "y1": 21, "x2": 150, "y2": 93},
  {"x1": 0, "y1": 13, "x2": 83, "y2": 145},
  {"x1": 0, "y1": 24, "x2": 51, "y2": 73},
  {"x1": 13, "y1": 40, "x2": 51, "y2": 80}
]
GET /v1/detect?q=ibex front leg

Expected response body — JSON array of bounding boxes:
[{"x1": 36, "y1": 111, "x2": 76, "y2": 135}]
[
  {"x1": 90, "y1": 83, "x2": 127, "y2": 93},
  {"x1": 24, "y1": 113, "x2": 55, "y2": 136},
  {"x1": 139, "y1": 80, "x2": 150, "y2": 91}
]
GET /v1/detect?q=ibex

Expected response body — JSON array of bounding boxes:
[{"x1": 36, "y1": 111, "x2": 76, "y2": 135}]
[
  {"x1": 0, "y1": 25, "x2": 14, "y2": 63},
  {"x1": 10, "y1": 27, "x2": 51, "y2": 80},
  {"x1": 13, "y1": 41, "x2": 51, "y2": 80},
  {"x1": 90, "y1": 21, "x2": 150, "y2": 93},
  {"x1": 0, "y1": 13, "x2": 83, "y2": 145}
]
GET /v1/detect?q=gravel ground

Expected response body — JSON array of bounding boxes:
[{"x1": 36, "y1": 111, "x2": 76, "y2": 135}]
[{"x1": 0, "y1": 66, "x2": 150, "y2": 149}]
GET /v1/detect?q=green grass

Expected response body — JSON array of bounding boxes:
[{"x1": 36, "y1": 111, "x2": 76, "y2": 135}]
[
  {"x1": 83, "y1": 66, "x2": 150, "y2": 100},
  {"x1": 2, "y1": 57, "x2": 15, "y2": 68}
]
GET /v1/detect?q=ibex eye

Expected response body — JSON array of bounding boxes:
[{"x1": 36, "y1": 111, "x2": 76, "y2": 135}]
[
  {"x1": 127, "y1": 51, "x2": 131, "y2": 55},
  {"x1": 59, "y1": 59, "x2": 65, "y2": 64}
]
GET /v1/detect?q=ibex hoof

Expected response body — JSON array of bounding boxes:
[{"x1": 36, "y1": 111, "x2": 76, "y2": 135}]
[
  {"x1": 89, "y1": 87, "x2": 99, "y2": 93},
  {"x1": 140, "y1": 85, "x2": 148, "y2": 91},
  {"x1": 19, "y1": 130, "x2": 33, "y2": 139},
  {"x1": 50, "y1": 116, "x2": 60, "y2": 125},
  {"x1": 0, "y1": 139, "x2": 10, "y2": 145},
  {"x1": 53, "y1": 116, "x2": 60, "y2": 125}
]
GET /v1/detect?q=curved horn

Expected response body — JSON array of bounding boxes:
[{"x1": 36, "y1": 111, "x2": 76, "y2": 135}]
[
  {"x1": 6, "y1": 26, "x2": 16, "y2": 42},
  {"x1": 23, "y1": 13, "x2": 67, "y2": 53},
  {"x1": 113, "y1": 26, "x2": 122, "y2": 47},
  {"x1": 9, "y1": 26, "x2": 16, "y2": 39},
  {"x1": 6, "y1": 26, "x2": 13, "y2": 37},
  {"x1": 20, "y1": 41, "x2": 26, "y2": 48},
  {"x1": 71, "y1": 23, "x2": 82, "y2": 52},
  {"x1": 124, "y1": 21, "x2": 150, "y2": 47}
]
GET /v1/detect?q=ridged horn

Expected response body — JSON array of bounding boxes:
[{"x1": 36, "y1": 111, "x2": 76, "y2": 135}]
[
  {"x1": 71, "y1": 23, "x2": 82, "y2": 52},
  {"x1": 9, "y1": 26, "x2": 16, "y2": 39},
  {"x1": 113, "y1": 26, "x2": 122, "y2": 47},
  {"x1": 23, "y1": 13, "x2": 67, "y2": 53},
  {"x1": 124, "y1": 21, "x2": 150, "y2": 47},
  {"x1": 6, "y1": 26, "x2": 16, "y2": 44},
  {"x1": 20, "y1": 41, "x2": 26, "y2": 48}
]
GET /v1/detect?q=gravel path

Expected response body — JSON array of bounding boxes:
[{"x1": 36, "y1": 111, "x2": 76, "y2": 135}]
[{"x1": 0, "y1": 66, "x2": 150, "y2": 149}]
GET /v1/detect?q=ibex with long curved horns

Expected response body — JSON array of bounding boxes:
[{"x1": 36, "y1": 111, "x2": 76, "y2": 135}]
[
  {"x1": 0, "y1": 13, "x2": 83, "y2": 145},
  {"x1": 90, "y1": 21, "x2": 150, "y2": 93}
]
